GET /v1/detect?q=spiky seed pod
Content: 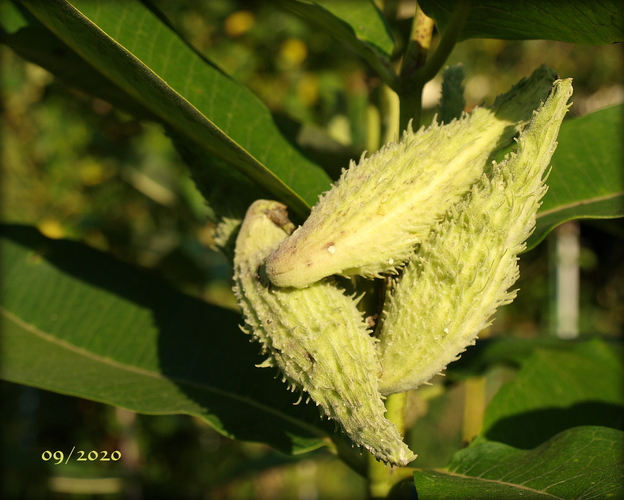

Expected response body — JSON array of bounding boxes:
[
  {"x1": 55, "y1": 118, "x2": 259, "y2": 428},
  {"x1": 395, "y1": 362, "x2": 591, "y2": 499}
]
[
  {"x1": 264, "y1": 66, "x2": 559, "y2": 289},
  {"x1": 233, "y1": 200, "x2": 415, "y2": 466},
  {"x1": 377, "y1": 79, "x2": 573, "y2": 396}
]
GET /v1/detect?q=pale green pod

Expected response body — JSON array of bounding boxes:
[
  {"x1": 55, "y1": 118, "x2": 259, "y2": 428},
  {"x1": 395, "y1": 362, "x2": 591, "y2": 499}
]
[
  {"x1": 264, "y1": 66, "x2": 559, "y2": 288},
  {"x1": 378, "y1": 79, "x2": 573, "y2": 396},
  {"x1": 233, "y1": 200, "x2": 415, "y2": 466}
]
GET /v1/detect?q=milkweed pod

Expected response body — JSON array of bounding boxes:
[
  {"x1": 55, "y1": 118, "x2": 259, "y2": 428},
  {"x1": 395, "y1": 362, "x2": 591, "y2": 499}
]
[
  {"x1": 233, "y1": 200, "x2": 415, "y2": 466},
  {"x1": 378, "y1": 78, "x2": 573, "y2": 395},
  {"x1": 264, "y1": 66, "x2": 559, "y2": 288}
]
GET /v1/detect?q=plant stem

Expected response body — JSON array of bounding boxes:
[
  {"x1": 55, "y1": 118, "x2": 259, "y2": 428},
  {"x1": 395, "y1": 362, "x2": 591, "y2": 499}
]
[
  {"x1": 368, "y1": 392, "x2": 412, "y2": 499},
  {"x1": 399, "y1": 0, "x2": 471, "y2": 131},
  {"x1": 367, "y1": 104, "x2": 381, "y2": 153},
  {"x1": 400, "y1": 4, "x2": 436, "y2": 84},
  {"x1": 385, "y1": 390, "x2": 408, "y2": 437},
  {"x1": 463, "y1": 376, "x2": 486, "y2": 443},
  {"x1": 381, "y1": 84, "x2": 400, "y2": 145},
  {"x1": 398, "y1": 4, "x2": 434, "y2": 132}
]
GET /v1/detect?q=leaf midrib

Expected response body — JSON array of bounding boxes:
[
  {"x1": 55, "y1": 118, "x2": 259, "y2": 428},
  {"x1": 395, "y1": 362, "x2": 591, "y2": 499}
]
[
  {"x1": 538, "y1": 191, "x2": 624, "y2": 218},
  {"x1": 426, "y1": 467, "x2": 563, "y2": 498}
]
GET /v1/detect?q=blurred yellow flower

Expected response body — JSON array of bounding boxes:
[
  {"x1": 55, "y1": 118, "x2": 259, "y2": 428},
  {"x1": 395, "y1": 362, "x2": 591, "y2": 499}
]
[
  {"x1": 279, "y1": 38, "x2": 308, "y2": 66},
  {"x1": 38, "y1": 219, "x2": 65, "y2": 239},
  {"x1": 79, "y1": 160, "x2": 105, "y2": 186},
  {"x1": 297, "y1": 72, "x2": 319, "y2": 106},
  {"x1": 224, "y1": 10, "x2": 255, "y2": 37}
]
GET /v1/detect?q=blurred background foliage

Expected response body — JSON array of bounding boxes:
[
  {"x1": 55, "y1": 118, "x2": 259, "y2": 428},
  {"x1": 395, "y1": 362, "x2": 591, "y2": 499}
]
[{"x1": 1, "y1": 0, "x2": 623, "y2": 498}]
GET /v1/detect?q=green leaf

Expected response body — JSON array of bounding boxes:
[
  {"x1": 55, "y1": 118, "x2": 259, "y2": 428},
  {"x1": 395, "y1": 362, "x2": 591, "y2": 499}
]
[
  {"x1": 481, "y1": 340, "x2": 624, "y2": 449},
  {"x1": 443, "y1": 337, "x2": 582, "y2": 379},
  {"x1": 0, "y1": 0, "x2": 32, "y2": 33},
  {"x1": 280, "y1": 0, "x2": 397, "y2": 89},
  {"x1": 411, "y1": 341, "x2": 624, "y2": 498},
  {"x1": 419, "y1": 0, "x2": 624, "y2": 45},
  {"x1": 0, "y1": 224, "x2": 328, "y2": 454},
  {"x1": 528, "y1": 104, "x2": 624, "y2": 249},
  {"x1": 0, "y1": 11, "x2": 329, "y2": 226},
  {"x1": 413, "y1": 426, "x2": 624, "y2": 500},
  {"x1": 16, "y1": 0, "x2": 333, "y2": 219}
]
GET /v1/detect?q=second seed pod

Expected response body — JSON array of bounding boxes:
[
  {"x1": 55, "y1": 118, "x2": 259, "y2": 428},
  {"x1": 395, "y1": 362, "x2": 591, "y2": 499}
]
[{"x1": 377, "y1": 78, "x2": 573, "y2": 395}]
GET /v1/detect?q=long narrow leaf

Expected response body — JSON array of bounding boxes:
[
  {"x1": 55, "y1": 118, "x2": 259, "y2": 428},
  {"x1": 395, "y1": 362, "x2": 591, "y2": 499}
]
[
  {"x1": 0, "y1": 225, "x2": 327, "y2": 454},
  {"x1": 413, "y1": 340, "x2": 624, "y2": 498},
  {"x1": 481, "y1": 340, "x2": 624, "y2": 448},
  {"x1": 17, "y1": 0, "x2": 333, "y2": 218},
  {"x1": 420, "y1": 0, "x2": 624, "y2": 44},
  {"x1": 413, "y1": 426, "x2": 624, "y2": 499},
  {"x1": 529, "y1": 104, "x2": 624, "y2": 249}
]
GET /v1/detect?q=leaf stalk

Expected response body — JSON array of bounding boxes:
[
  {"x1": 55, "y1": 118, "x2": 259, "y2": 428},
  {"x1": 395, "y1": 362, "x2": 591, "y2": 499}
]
[{"x1": 399, "y1": 0, "x2": 471, "y2": 131}]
